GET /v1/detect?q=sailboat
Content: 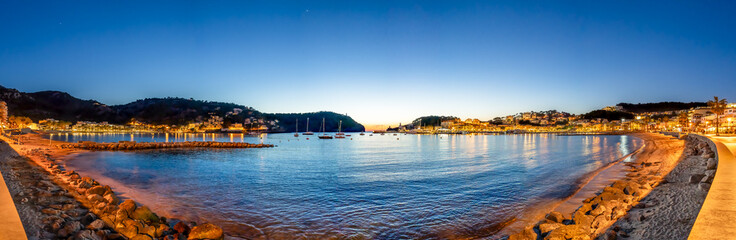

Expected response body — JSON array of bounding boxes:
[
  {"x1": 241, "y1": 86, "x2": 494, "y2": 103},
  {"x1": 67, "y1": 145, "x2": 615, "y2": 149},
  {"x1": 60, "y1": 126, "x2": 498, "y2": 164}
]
[
  {"x1": 303, "y1": 117, "x2": 314, "y2": 135},
  {"x1": 335, "y1": 120, "x2": 345, "y2": 139},
  {"x1": 318, "y1": 118, "x2": 333, "y2": 139},
  {"x1": 294, "y1": 119, "x2": 299, "y2": 137}
]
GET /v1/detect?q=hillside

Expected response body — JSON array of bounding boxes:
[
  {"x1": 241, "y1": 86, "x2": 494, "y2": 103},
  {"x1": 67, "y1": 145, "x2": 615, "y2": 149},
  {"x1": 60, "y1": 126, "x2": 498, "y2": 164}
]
[
  {"x1": 617, "y1": 102, "x2": 706, "y2": 113},
  {"x1": 0, "y1": 85, "x2": 364, "y2": 132},
  {"x1": 410, "y1": 116, "x2": 459, "y2": 127}
]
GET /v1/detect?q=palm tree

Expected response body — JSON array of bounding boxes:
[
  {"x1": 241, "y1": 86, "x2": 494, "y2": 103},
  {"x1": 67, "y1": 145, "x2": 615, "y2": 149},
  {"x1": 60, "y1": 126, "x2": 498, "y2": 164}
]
[{"x1": 707, "y1": 96, "x2": 728, "y2": 136}]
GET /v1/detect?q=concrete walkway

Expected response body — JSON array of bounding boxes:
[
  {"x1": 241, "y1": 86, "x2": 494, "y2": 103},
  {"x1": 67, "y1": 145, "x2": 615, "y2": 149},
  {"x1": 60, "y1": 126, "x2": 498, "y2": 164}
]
[
  {"x1": 0, "y1": 153, "x2": 28, "y2": 239},
  {"x1": 689, "y1": 135, "x2": 736, "y2": 240}
]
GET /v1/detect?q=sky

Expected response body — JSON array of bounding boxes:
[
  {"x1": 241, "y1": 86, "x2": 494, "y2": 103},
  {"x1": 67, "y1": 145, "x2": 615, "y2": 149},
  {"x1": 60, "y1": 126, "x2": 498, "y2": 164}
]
[{"x1": 1, "y1": 1, "x2": 736, "y2": 127}]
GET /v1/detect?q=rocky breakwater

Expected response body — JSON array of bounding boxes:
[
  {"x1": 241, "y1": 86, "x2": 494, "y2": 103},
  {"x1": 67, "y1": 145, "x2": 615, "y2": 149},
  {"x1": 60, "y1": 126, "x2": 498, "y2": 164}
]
[
  {"x1": 507, "y1": 133, "x2": 689, "y2": 240},
  {"x1": 60, "y1": 141, "x2": 274, "y2": 151},
  {"x1": 601, "y1": 134, "x2": 717, "y2": 239},
  {"x1": 21, "y1": 146, "x2": 227, "y2": 240}
]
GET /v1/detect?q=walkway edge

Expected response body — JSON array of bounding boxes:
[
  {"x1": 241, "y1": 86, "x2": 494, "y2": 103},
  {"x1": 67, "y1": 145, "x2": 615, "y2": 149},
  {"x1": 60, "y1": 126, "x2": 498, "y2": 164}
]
[
  {"x1": 0, "y1": 146, "x2": 28, "y2": 240},
  {"x1": 688, "y1": 135, "x2": 736, "y2": 239}
]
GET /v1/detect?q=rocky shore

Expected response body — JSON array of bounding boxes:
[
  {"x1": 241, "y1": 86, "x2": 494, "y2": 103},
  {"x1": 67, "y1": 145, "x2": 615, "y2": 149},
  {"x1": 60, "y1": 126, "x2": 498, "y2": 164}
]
[
  {"x1": 506, "y1": 133, "x2": 693, "y2": 240},
  {"x1": 59, "y1": 141, "x2": 274, "y2": 151},
  {"x1": 0, "y1": 133, "x2": 232, "y2": 239},
  {"x1": 601, "y1": 134, "x2": 716, "y2": 239}
]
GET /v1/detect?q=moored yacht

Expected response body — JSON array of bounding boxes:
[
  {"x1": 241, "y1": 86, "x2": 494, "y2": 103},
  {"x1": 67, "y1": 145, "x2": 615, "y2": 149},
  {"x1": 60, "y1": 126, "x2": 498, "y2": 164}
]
[{"x1": 303, "y1": 117, "x2": 314, "y2": 135}]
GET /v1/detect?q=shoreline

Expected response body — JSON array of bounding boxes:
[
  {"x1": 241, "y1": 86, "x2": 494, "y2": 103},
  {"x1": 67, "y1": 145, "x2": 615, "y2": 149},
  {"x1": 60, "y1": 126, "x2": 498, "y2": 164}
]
[
  {"x1": 0, "y1": 133, "x2": 228, "y2": 240},
  {"x1": 493, "y1": 135, "x2": 646, "y2": 238},
  {"x1": 506, "y1": 132, "x2": 688, "y2": 239},
  {"x1": 3, "y1": 131, "x2": 695, "y2": 240}
]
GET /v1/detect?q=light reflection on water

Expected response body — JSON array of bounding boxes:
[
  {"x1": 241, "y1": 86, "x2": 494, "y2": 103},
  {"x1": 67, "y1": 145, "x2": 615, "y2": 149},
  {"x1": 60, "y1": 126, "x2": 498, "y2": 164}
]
[{"x1": 52, "y1": 133, "x2": 643, "y2": 239}]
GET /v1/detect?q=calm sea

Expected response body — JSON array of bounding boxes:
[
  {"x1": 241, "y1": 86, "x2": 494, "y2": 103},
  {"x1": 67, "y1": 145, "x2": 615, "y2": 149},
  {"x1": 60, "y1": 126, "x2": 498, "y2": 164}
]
[{"x1": 49, "y1": 133, "x2": 643, "y2": 239}]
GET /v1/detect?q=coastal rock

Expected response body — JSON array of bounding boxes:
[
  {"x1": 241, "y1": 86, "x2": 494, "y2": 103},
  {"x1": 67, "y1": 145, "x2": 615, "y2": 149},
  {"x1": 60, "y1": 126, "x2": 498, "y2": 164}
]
[
  {"x1": 131, "y1": 235, "x2": 154, "y2": 240},
  {"x1": 590, "y1": 205, "x2": 607, "y2": 216},
  {"x1": 119, "y1": 223, "x2": 140, "y2": 238},
  {"x1": 507, "y1": 225, "x2": 537, "y2": 240},
  {"x1": 173, "y1": 222, "x2": 191, "y2": 235},
  {"x1": 155, "y1": 223, "x2": 172, "y2": 237},
  {"x1": 41, "y1": 208, "x2": 60, "y2": 215},
  {"x1": 689, "y1": 174, "x2": 705, "y2": 184},
  {"x1": 87, "y1": 194, "x2": 105, "y2": 203},
  {"x1": 74, "y1": 229, "x2": 102, "y2": 240},
  {"x1": 59, "y1": 221, "x2": 84, "y2": 237},
  {"x1": 88, "y1": 219, "x2": 106, "y2": 230},
  {"x1": 133, "y1": 206, "x2": 160, "y2": 224},
  {"x1": 95, "y1": 202, "x2": 108, "y2": 211},
  {"x1": 545, "y1": 211, "x2": 565, "y2": 223},
  {"x1": 115, "y1": 209, "x2": 131, "y2": 225},
  {"x1": 706, "y1": 158, "x2": 717, "y2": 170},
  {"x1": 104, "y1": 193, "x2": 120, "y2": 205},
  {"x1": 86, "y1": 185, "x2": 107, "y2": 196},
  {"x1": 544, "y1": 225, "x2": 587, "y2": 240},
  {"x1": 538, "y1": 222, "x2": 563, "y2": 234},
  {"x1": 702, "y1": 170, "x2": 716, "y2": 183},
  {"x1": 81, "y1": 212, "x2": 97, "y2": 225},
  {"x1": 573, "y1": 211, "x2": 594, "y2": 231},
  {"x1": 119, "y1": 199, "x2": 137, "y2": 216}
]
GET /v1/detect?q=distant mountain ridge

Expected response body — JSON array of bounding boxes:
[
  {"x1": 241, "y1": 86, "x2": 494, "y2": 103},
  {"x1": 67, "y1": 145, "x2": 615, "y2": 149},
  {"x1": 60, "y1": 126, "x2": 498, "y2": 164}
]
[{"x1": 0, "y1": 85, "x2": 365, "y2": 132}]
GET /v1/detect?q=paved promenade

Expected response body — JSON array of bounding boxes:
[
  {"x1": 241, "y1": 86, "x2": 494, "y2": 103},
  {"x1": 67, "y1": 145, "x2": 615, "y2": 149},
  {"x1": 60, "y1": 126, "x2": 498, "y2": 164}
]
[
  {"x1": 689, "y1": 135, "x2": 736, "y2": 240},
  {"x1": 0, "y1": 140, "x2": 28, "y2": 240}
]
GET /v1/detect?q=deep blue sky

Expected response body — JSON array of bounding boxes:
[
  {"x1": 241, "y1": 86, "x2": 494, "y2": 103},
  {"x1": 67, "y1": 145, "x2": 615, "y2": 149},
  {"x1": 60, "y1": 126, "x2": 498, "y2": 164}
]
[{"x1": 2, "y1": 1, "x2": 735, "y2": 126}]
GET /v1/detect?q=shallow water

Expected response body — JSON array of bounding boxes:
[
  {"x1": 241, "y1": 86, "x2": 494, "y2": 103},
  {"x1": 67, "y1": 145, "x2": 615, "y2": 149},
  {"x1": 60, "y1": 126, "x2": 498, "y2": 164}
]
[{"x1": 51, "y1": 133, "x2": 643, "y2": 239}]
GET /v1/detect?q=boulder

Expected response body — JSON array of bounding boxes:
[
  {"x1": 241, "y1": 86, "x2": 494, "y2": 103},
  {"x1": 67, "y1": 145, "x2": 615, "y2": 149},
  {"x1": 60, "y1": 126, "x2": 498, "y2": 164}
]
[
  {"x1": 74, "y1": 229, "x2": 101, "y2": 240},
  {"x1": 545, "y1": 211, "x2": 565, "y2": 223},
  {"x1": 591, "y1": 214, "x2": 609, "y2": 229},
  {"x1": 133, "y1": 206, "x2": 160, "y2": 224},
  {"x1": 706, "y1": 158, "x2": 717, "y2": 170},
  {"x1": 87, "y1": 194, "x2": 105, "y2": 203},
  {"x1": 86, "y1": 186, "x2": 107, "y2": 196},
  {"x1": 173, "y1": 221, "x2": 191, "y2": 235},
  {"x1": 81, "y1": 212, "x2": 97, "y2": 225},
  {"x1": 88, "y1": 219, "x2": 106, "y2": 230},
  {"x1": 104, "y1": 193, "x2": 120, "y2": 205},
  {"x1": 155, "y1": 223, "x2": 172, "y2": 237},
  {"x1": 131, "y1": 235, "x2": 154, "y2": 240},
  {"x1": 507, "y1": 225, "x2": 536, "y2": 240},
  {"x1": 115, "y1": 209, "x2": 131, "y2": 224},
  {"x1": 702, "y1": 170, "x2": 716, "y2": 183},
  {"x1": 59, "y1": 221, "x2": 84, "y2": 237},
  {"x1": 41, "y1": 208, "x2": 60, "y2": 215},
  {"x1": 538, "y1": 222, "x2": 563, "y2": 235},
  {"x1": 544, "y1": 225, "x2": 587, "y2": 240},
  {"x1": 690, "y1": 174, "x2": 705, "y2": 184},
  {"x1": 119, "y1": 200, "x2": 137, "y2": 216},
  {"x1": 119, "y1": 223, "x2": 140, "y2": 238},
  {"x1": 590, "y1": 205, "x2": 607, "y2": 216}
]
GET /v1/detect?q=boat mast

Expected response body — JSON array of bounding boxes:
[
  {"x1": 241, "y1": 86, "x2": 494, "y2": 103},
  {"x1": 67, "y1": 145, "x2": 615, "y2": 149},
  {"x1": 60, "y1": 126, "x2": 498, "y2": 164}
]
[{"x1": 306, "y1": 118, "x2": 309, "y2": 132}]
